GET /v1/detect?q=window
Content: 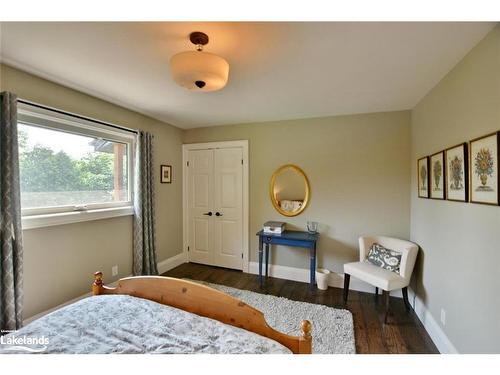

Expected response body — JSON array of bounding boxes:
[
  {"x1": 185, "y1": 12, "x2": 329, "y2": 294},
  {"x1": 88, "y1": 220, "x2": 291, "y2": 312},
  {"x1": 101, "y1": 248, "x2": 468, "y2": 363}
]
[{"x1": 18, "y1": 103, "x2": 136, "y2": 226}]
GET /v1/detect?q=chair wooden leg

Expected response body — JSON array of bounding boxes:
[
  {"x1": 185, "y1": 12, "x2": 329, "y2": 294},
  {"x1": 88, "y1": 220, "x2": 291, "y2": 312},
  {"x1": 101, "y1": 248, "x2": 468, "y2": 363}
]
[
  {"x1": 402, "y1": 287, "x2": 411, "y2": 311},
  {"x1": 375, "y1": 287, "x2": 379, "y2": 301},
  {"x1": 384, "y1": 291, "x2": 390, "y2": 324},
  {"x1": 343, "y1": 274, "x2": 350, "y2": 303}
]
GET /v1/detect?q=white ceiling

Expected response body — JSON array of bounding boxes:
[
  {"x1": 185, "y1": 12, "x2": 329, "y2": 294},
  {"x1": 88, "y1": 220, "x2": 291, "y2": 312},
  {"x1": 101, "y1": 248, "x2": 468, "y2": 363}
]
[{"x1": 0, "y1": 22, "x2": 496, "y2": 129}]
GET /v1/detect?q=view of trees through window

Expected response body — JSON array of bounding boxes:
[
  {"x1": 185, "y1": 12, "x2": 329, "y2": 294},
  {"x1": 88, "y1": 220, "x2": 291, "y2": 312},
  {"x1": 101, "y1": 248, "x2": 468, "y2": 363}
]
[{"x1": 18, "y1": 123, "x2": 129, "y2": 210}]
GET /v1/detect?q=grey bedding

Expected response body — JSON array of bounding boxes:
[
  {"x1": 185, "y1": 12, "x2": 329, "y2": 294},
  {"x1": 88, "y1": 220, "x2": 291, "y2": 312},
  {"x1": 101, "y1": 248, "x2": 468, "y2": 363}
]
[{"x1": 0, "y1": 295, "x2": 291, "y2": 354}]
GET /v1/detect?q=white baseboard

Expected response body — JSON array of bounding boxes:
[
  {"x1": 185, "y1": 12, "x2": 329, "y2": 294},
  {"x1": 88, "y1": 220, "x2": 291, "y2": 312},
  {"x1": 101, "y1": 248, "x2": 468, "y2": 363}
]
[
  {"x1": 23, "y1": 252, "x2": 187, "y2": 326},
  {"x1": 247, "y1": 261, "x2": 402, "y2": 297},
  {"x1": 157, "y1": 252, "x2": 187, "y2": 274},
  {"x1": 408, "y1": 290, "x2": 458, "y2": 354}
]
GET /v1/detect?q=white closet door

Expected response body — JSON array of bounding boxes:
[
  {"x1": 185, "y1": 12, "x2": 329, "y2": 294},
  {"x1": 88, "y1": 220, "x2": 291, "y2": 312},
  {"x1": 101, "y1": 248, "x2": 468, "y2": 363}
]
[
  {"x1": 213, "y1": 148, "x2": 243, "y2": 270},
  {"x1": 187, "y1": 149, "x2": 214, "y2": 265}
]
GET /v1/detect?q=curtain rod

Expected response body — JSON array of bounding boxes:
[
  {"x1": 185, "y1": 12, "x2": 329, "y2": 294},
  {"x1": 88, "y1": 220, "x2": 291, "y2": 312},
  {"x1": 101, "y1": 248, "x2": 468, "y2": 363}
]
[{"x1": 17, "y1": 98, "x2": 139, "y2": 135}]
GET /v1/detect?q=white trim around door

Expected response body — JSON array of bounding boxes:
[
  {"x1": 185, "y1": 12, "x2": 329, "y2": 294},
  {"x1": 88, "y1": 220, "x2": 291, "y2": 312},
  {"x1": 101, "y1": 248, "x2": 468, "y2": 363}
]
[{"x1": 182, "y1": 140, "x2": 249, "y2": 273}]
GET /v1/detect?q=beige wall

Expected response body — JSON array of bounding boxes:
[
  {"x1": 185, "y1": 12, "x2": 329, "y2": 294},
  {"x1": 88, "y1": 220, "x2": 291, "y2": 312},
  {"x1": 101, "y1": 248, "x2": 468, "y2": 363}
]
[
  {"x1": 0, "y1": 64, "x2": 184, "y2": 318},
  {"x1": 184, "y1": 111, "x2": 411, "y2": 273},
  {"x1": 410, "y1": 25, "x2": 500, "y2": 353}
]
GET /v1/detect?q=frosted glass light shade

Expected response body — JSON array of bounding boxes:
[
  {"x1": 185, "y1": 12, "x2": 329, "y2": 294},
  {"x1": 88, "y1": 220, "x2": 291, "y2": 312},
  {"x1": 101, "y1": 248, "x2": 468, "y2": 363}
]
[{"x1": 170, "y1": 51, "x2": 229, "y2": 92}]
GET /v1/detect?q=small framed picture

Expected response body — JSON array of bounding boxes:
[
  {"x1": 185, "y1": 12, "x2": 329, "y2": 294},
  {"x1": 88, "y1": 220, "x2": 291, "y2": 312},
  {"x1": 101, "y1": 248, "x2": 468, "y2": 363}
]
[
  {"x1": 445, "y1": 143, "x2": 468, "y2": 202},
  {"x1": 417, "y1": 156, "x2": 430, "y2": 198},
  {"x1": 469, "y1": 132, "x2": 499, "y2": 205},
  {"x1": 430, "y1": 151, "x2": 445, "y2": 200},
  {"x1": 160, "y1": 165, "x2": 172, "y2": 184}
]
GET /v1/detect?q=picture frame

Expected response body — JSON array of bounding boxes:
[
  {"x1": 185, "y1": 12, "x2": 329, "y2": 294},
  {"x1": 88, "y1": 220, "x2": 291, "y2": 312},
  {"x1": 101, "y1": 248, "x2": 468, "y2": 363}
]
[
  {"x1": 469, "y1": 132, "x2": 499, "y2": 205},
  {"x1": 417, "y1": 156, "x2": 430, "y2": 198},
  {"x1": 160, "y1": 165, "x2": 172, "y2": 184},
  {"x1": 430, "y1": 151, "x2": 445, "y2": 200},
  {"x1": 445, "y1": 143, "x2": 468, "y2": 202}
]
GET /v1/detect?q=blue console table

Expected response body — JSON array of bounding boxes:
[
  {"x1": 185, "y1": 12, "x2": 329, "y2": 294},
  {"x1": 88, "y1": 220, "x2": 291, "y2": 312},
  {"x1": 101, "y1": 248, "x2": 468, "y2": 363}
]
[{"x1": 256, "y1": 230, "x2": 320, "y2": 289}]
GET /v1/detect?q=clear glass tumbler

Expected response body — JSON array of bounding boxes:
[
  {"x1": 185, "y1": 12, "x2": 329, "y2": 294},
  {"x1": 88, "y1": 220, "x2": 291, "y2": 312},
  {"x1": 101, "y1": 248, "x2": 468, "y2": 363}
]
[{"x1": 307, "y1": 221, "x2": 318, "y2": 234}]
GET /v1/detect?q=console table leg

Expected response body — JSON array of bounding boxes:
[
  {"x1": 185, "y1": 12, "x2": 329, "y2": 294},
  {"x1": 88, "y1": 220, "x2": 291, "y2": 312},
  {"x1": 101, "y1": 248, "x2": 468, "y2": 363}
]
[
  {"x1": 265, "y1": 243, "x2": 270, "y2": 277},
  {"x1": 310, "y1": 244, "x2": 316, "y2": 289},
  {"x1": 258, "y1": 238, "x2": 263, "y2": 285}
]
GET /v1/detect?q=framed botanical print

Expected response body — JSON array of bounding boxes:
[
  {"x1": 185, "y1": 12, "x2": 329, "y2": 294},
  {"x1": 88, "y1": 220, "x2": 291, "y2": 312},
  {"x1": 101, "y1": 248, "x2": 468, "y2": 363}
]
[
  {"x1": 417, "y1": 156, "x2": 430, "y2": 198},
  {"x1": 430, "y1": 151, "x2": 445, "y2": 200},
  {"x1": 469, "y1": 132, "x2": 499, "y2": 205},
  {"x1": 445, "y1": 143, "x2": 468, "y2": 202},
  {"x1": 160, "y1": 165, "x2": 172, "y2": 184}
]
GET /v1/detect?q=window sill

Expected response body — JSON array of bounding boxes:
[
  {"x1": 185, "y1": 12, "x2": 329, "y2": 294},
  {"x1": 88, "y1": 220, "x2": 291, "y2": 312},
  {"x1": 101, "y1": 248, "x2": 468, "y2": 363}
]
[{"x1": 22, "y1": 206, "x2": 134, "y2": 230}]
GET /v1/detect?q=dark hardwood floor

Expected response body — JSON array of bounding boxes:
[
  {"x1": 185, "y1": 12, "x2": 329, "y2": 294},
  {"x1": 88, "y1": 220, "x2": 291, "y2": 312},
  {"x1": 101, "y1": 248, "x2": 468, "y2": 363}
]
[{"x1": 163, "y1": 262, "x2": 439, "y2": 354}]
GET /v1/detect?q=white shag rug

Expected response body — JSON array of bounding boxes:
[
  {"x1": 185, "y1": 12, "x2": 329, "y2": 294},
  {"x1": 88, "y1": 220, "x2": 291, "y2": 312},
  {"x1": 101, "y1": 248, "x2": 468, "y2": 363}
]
[{"x1": 188, "y1": 279, "x2": 356, "y2": 354}]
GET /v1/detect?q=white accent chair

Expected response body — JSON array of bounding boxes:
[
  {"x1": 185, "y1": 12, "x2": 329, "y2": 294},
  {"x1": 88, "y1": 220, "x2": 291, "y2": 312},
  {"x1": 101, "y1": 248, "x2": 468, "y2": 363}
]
[{"x1": 343, "y1": 236, "x2": 419, "y2": 323}]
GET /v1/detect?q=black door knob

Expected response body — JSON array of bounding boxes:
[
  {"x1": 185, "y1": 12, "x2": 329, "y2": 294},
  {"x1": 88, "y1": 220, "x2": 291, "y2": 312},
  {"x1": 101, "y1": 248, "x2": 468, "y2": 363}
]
[
  {"x1": 203, "y1": 212, "x2": 213, "y2": 216},
  {"x1": 215, "y1": 212, "x2": 223, "y2": 217}
]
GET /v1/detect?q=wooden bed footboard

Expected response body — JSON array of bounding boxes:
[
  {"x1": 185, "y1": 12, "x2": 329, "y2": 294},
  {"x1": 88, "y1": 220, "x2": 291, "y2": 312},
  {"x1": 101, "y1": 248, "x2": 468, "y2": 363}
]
[{"x1": 92, "y1": 272, "x2": 312, "y2": 354}]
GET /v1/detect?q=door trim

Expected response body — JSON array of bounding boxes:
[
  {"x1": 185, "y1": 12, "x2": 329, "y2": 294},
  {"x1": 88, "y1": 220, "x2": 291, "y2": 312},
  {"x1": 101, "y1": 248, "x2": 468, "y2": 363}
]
[{"x1": 182, "y1": 140, "x2": 249, "y2": 272}]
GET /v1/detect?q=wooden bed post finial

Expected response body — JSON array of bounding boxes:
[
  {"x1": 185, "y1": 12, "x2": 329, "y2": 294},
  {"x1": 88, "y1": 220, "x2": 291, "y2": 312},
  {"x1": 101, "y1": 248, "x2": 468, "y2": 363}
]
[
  {"x1": 92, "y1": 271, "x2": 103, "y2": 295},
  {"x1": 301, "y1": 320, "x2": 312, "y2": 338},
  {"x1": 298, "y1": 320, "x2": 312, "y2": 354}
]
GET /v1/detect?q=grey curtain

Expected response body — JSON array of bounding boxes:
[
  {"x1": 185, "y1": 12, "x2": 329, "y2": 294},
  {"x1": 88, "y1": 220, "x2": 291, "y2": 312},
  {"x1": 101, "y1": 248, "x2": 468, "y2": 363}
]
[
  {"x1": 133, "y1": 131, "x2": 158, "y2": 276},
  {"x1": 0, "y1": 92, "x2": 23, "y2": 331}
]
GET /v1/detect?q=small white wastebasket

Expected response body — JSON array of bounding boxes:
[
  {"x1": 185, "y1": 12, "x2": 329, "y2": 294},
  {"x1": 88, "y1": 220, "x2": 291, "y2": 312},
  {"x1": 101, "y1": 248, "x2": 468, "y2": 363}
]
[{"x1": 315, "y1": 269, "x2": 330, "y2": 290}]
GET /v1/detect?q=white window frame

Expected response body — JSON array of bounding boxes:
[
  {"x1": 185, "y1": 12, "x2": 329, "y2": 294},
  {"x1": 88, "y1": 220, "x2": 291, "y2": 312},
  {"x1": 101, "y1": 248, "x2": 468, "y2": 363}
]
[{"x1": 18, "y1": 102, "x2": 136, "y2": 230}]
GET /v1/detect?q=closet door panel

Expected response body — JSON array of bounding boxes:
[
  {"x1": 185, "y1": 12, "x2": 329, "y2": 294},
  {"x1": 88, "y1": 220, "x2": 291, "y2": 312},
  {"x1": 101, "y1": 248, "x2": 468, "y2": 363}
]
[
  {"x1": 187, "y1": 149, "x2": 214, "y2": 265},
  {"x1": 213, "y1": 148, "x2": 243, "y2": 270}
]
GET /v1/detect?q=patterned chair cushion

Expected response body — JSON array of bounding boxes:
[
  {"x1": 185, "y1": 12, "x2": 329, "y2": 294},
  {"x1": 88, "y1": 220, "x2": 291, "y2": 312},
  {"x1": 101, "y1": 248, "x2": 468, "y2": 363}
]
[{"x1": 366, "y1": 243, "x2": 402, "y2": 274}]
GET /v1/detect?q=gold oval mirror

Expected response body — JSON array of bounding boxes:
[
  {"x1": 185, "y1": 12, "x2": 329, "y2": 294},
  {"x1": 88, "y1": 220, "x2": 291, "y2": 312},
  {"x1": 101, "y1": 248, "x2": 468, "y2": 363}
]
[{"x1": 269, "y1": 164, "x2": 310, "y2": 217}]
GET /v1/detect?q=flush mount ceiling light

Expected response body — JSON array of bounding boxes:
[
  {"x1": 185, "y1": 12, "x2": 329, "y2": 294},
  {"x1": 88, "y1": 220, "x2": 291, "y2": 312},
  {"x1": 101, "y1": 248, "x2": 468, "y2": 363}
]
[{"x1": 170, "y1": 31, "x2": 229, "y2": 92}]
